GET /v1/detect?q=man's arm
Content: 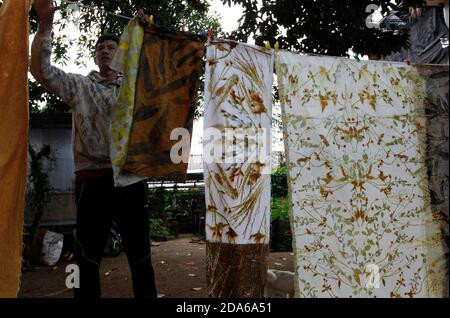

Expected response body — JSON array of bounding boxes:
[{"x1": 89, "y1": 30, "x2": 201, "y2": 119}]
[{"x1": 30, "y1": 0, "x2": 83, "y2": 106}]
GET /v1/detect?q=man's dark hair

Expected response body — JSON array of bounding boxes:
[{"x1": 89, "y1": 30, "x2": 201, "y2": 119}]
[{"x1": 95, "y1": 34, "x2": 120, "y2": 50}]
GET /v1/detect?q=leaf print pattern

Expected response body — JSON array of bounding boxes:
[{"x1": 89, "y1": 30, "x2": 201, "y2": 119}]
[
  {"x1": 204, "y1": 41, "x2": 274, "y2": 244},
  {"x1": 110, "y1": 20, "x2": 146, "y2": 186},
  {"x1": 122, "y1": 25, "x2": 205, "y2": 182},
  {"x1": 276, "y1": 52, "x2": 447, "y2": 298},
  {"x1": 415, "y1": 64, "x2": 449, "y2": 294}
]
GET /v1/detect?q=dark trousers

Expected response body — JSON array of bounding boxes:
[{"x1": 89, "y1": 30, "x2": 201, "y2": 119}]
[{"x1": 73, "y1": 175, "x2": 157, "y2": 299}]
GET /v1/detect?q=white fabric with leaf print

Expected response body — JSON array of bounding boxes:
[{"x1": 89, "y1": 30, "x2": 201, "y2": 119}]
[
  {"x1": 203, "y1": 41, "x2": 274, "y2": 244},
  {"x1": 277, "y1": 52, "x2": 446, "y2": 298}
]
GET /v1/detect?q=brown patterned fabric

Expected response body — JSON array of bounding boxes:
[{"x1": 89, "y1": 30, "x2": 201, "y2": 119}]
[
  {"x1": 0, "y1": 0, "x2": 32, "y2": 298},
  {"x1": 123, "y1": 25, "x2": 205, "y2": 182}
]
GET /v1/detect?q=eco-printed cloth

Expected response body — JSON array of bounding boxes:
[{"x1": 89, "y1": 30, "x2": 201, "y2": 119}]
[
  {"x1": 121, "y1": 25, "x2": 205, "y2": 182},
  {"x1": 415, "y1": 64, "x2": 449, "y2": 295},
  {"x1": 276, "y1": 52, "x2": 447, "y2": 297},
  {"x1": 0, "y1": 0, "x2": 33, "y2": 298},
  {"x1": 203, "y1": 41, "x2": 274, "y2": 244},
  {"x1": 110, "y1": 19, "x2": 146, "y2": 187}
]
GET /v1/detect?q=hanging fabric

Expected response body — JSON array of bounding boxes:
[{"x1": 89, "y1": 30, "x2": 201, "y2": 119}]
[
  {"x1": 110, "y1": 19, "x2": 146, "y2": 187},
  {"x1": 415, "y1": 64, "x2": 449, "y2": 293},
  {"x1": 204, "y1": 40, "x2": 274, "y2": 297},
  {"x1": 120, "y1": 25, "x2": 205, "y2": 183},
  {"x1": 276, "y1": 52, "x2": 447, "y2": 297},
  {"x1": 0, "y1": 0, "x2": 33, "y2": 298}
]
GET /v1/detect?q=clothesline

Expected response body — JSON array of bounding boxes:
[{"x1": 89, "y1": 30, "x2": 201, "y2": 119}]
[
  {"x1": 55, "y1": 1, "x2": 271, "y2": 56},
  {"x1": 53, "y1": 0, "x2": 434, "y2": 65},
  {"x1": 278, "y1": 47, "x2": 450, "y2": 66},
  {"x1": 209, "y1": 39, "x2": 273, "y2": 56},
  {"x1": 56, "y1": 0, "x2": 449, "y2": 67},
  {"x1": 54, "y1": 0, "x2": 382, "y2": 61}
]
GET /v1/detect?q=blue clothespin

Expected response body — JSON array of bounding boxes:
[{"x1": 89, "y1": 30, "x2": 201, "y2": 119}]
[{"x1": 200, "y1": 29, "x2": 207, "y2": 37}]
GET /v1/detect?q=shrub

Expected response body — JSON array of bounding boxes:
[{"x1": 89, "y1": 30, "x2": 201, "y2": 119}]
[
  {"x1": 149, "y1": 218, "x2": 171, "y2": 241},
  {"x1": 271, "y1": 197, "x2": 289, "y2": 220},
  {"x1": 271, "y1": 166, "x2": 288, "y2": 198}
]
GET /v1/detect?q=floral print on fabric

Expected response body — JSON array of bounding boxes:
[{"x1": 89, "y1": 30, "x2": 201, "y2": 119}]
[
  {"x1": 276, "y1": 52, "x2": 447, "y2": 297},
  {"x1": 204, "y1": 41, "x2": 274, "y2": 244}
]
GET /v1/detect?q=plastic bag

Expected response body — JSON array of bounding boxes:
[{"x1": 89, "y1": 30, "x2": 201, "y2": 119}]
[{"x1": 40, "y1": 231, "x2": 64, "y2": 266}]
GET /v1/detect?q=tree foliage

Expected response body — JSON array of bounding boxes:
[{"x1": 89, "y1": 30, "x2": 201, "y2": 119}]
[
  {"x1": 29, "y1": 0, "x2": 221, "y2": 62},
  {"x1": 29, "y1": 80, "x2": 70, "y2": 113},
  {"x1": 24, "y1": 0, "x2": 222, "y2": 113},
  {"x1": 271, "y1": 166, "x2": 288, "y2": 198},
  {"x1": 2, "y1": 0, "x2": 431, "y2": 113},
  {"x1": 222, "y1": 0, "x2": 428, "y2": 57}
]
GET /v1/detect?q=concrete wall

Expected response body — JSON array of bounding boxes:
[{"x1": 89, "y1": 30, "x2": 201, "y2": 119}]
[{"x1": 26, "y1": 115, "x2": 76, "y2": 226}]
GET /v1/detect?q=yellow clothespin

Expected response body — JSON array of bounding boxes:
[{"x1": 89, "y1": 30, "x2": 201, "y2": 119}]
[
  {"x1": 265, "y1": 41, "x2": 271, "y2": 49},
  {"x1": 274, "y1": 41, "x2": 279, "y2": 53},
  {"x1": 149, "y1": 15, "x2": 154, "y2": 25}
]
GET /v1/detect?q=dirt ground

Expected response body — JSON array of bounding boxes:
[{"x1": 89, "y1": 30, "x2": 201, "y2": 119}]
[{"x1": 18, "y1": 235, "x2": 294, "y2": 298}]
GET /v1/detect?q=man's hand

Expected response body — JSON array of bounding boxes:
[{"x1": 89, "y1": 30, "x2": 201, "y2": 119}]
[
  {"x1": 135, "y1": 9, "x2": 150, "y2": 26},
  {"x1": 33, "y1": 0, "x2": 59, "y2": 27}
]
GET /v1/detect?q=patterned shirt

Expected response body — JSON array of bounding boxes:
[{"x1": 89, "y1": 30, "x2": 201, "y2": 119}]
[{"x1": 31, "y1": 30, "x2": 121, "y2": 173}]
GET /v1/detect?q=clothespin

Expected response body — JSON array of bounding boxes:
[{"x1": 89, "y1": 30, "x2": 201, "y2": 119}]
[
  {"x1": 353, "y1": 53, "x2": 360, "y2": 62},
  {"x1": 199, "y1": 29, "x2": 207, "y2": 41},
  {"x1": 404, "y1": 58, "x2": 411, "y2": 65},
  {"x1": 274, "y1": 41, "x2": 279, "y2": 53},
  {"x1": 265, "y1": 41, "x2": 271, "y2": 49},
  {"x1": 208, "y1": 29, "x2": 215, "y2": 42},
  {"x1": 149, "y1": 15, "x2": 154, "y2": 25}
]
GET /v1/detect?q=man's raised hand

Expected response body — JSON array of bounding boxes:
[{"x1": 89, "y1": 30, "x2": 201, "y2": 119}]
[{"x1": 33, "y1": 0, "x2": 59, "y2": 26}]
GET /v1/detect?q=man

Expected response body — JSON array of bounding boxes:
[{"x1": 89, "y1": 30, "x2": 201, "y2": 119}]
[{"x1": 30, "y1": 0, "x2": 157, "y2": 298}]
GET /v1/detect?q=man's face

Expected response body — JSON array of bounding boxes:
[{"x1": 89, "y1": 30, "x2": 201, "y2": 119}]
[{"x1": 94, "y1": 39, "x2": 118, "y2": 70}]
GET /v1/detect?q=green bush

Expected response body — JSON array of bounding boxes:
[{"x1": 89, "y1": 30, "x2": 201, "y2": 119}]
[
  {"x1": 147, "y1": 187, "x2": 205, "y2": 217},
  {"x1": 149, "y1": 218, "x2": 171, "y2": 241},
  {"x1": 271, "y1": 166, "x2": 289, "y2": 221},
  {"x1": 147, "y1": 187, "x2": 169, "y2": 219},
  {"x1": 271, "y1": 197, "x2": 289, "y2": 220},
  {"x1": 271, "y1": 166, "x2": 288, "y2": 198}
]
